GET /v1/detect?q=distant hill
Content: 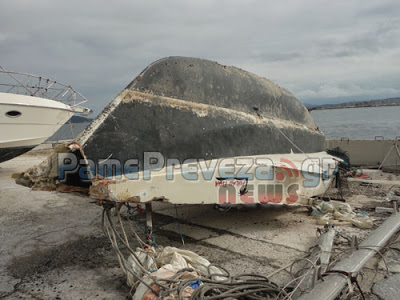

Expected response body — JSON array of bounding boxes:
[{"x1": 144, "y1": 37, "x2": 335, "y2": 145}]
[
  {"x1": 308, "y1": 97, "x2": 400, "y2": 111},
  {"x1": 70, "y1": 115, "x2": 93, "y2": 123},
  {"x1": 303, "y1": 103, "x2": 315, "y2": 109}
]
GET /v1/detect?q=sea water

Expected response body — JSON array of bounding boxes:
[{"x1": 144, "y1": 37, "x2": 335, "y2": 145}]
[{"x1": 311, "y1": 106, "x2": 400, "y2": 140}]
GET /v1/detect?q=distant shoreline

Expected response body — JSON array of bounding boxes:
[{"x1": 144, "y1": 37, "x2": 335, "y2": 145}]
[{"x1": 308, "y1": 103, "x2": 400, "y2": 112}]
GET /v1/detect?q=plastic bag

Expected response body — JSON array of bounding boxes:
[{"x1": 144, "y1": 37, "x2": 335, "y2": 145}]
[
  {"x1": 133, "y1": 249, "x2": 202, "y2": 300},
  {"x1": 156, "y1": 246, "x2": 222, "y2": 277},
  {"x1": 313, "y1": 200, "x2": 373, "y2": 229}
]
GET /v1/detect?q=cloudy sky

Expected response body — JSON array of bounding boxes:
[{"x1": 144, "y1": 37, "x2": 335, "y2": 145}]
[{"x1": 1, "y1": 0, "x2": 399, "y2": 114}]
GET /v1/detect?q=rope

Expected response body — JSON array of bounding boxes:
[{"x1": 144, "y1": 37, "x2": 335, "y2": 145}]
[
  {"x1": 190, "y1": 269, "x2": 284, "y2": 300},
  {"x1": 102, "y1": 205, "x2": 289, "y2": 299},
  {"x1": 274, "y1": 125, "x2": 311, "y2": 159},
  {"x1": 103, "y1": 204, "x2": 393, "y2": 300}
]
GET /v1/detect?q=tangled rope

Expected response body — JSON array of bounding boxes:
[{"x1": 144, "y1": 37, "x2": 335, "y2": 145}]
[
  {"x1": 101, "y1": 205, "x2": 291, "y2": 299},
  {"x1": 101, "y1": 204, "x2": 398, "y2": 299},
  {"x1": 189, "y1": 271, "x2": 285, "y2": 299}
]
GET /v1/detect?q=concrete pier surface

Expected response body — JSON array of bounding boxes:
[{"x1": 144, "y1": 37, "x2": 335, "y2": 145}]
[
  {"x1": 1, "y1": 145, "x2": 400, "y2": 299},
  {"x1": 0, "y1": 146, "x2": 128, "y2": 299}
]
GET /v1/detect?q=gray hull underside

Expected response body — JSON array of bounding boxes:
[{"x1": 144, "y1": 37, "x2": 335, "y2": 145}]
[
  {"x1": 77, "y1": 57, "x2": 325, "y2": 169},
  {"x1": 0, "y1": 146, "x2": 34, "y2": 163}
]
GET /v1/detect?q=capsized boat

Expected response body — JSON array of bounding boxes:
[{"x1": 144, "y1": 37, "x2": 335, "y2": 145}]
[
  {"x1": 0, "y1": 67, "x2": 91, "y2": 163},
  {"x1": 79, "y1": 56, "x2": 325, "y2": 166},
  {"x1": 15, "y1": 57, "x2": 339, "y2": 206}
]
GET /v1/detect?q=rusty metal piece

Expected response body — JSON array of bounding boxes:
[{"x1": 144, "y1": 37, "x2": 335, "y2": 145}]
[
  {"x1": 89, "y1": 180, "x2": 113, "y2": 201},
  {"x1": 55, "y1": 184, "x2": 89, "y2": 194}
]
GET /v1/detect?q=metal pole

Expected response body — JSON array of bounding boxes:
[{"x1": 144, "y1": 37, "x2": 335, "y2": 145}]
[
  {"x1": 145, "y1": 202, "x2": 153, "y2": 244},
  {"x1": 298, "y1": 212, "x2": 400, "y2": 300},
  {"x1": 293, "y1": 226, "x2": 335, "y2": 297}
]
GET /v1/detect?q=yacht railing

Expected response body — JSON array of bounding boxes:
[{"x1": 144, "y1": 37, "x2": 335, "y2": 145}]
[{"x1": 0, "y1": 66, "x2": 88, "y2": 108}]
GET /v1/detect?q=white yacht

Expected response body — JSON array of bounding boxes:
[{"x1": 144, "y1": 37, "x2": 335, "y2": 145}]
[{"x1": 0, "y1": 67, "x2": 91, "y2": 163}]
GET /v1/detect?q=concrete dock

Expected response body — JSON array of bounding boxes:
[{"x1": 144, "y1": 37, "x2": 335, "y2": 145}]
[
  {"x1": 0, "y1": 147, "x2": 128, "y2": 299},
  {"x1": 1, "y1": 145, "x2": 400, "y2": 299}
]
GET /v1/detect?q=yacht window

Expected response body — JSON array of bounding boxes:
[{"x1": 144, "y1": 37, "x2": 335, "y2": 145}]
[{"x1": 5, "y1": 110, "x2": 22, "y2": 117}]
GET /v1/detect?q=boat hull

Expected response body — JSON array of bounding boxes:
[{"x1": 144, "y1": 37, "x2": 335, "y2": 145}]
[
  {"x1": 0, "y1": 146, "x2": 35, "y2": 163},
  {"x1": 0, "y1": 93, "x2": 74, "y2": 162},
  {"x1": 80, "y1": 90, "x2": 325, "y2": 169},
  {"x1": 89, "y1": 152, "x2": 338, "y2": 205},
  {"x1": 77, "y1": 57, "x2": 325, "y2": 170},
  {"x1": 15, "y1": 57, "x2": 333, "y2": 205}
]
